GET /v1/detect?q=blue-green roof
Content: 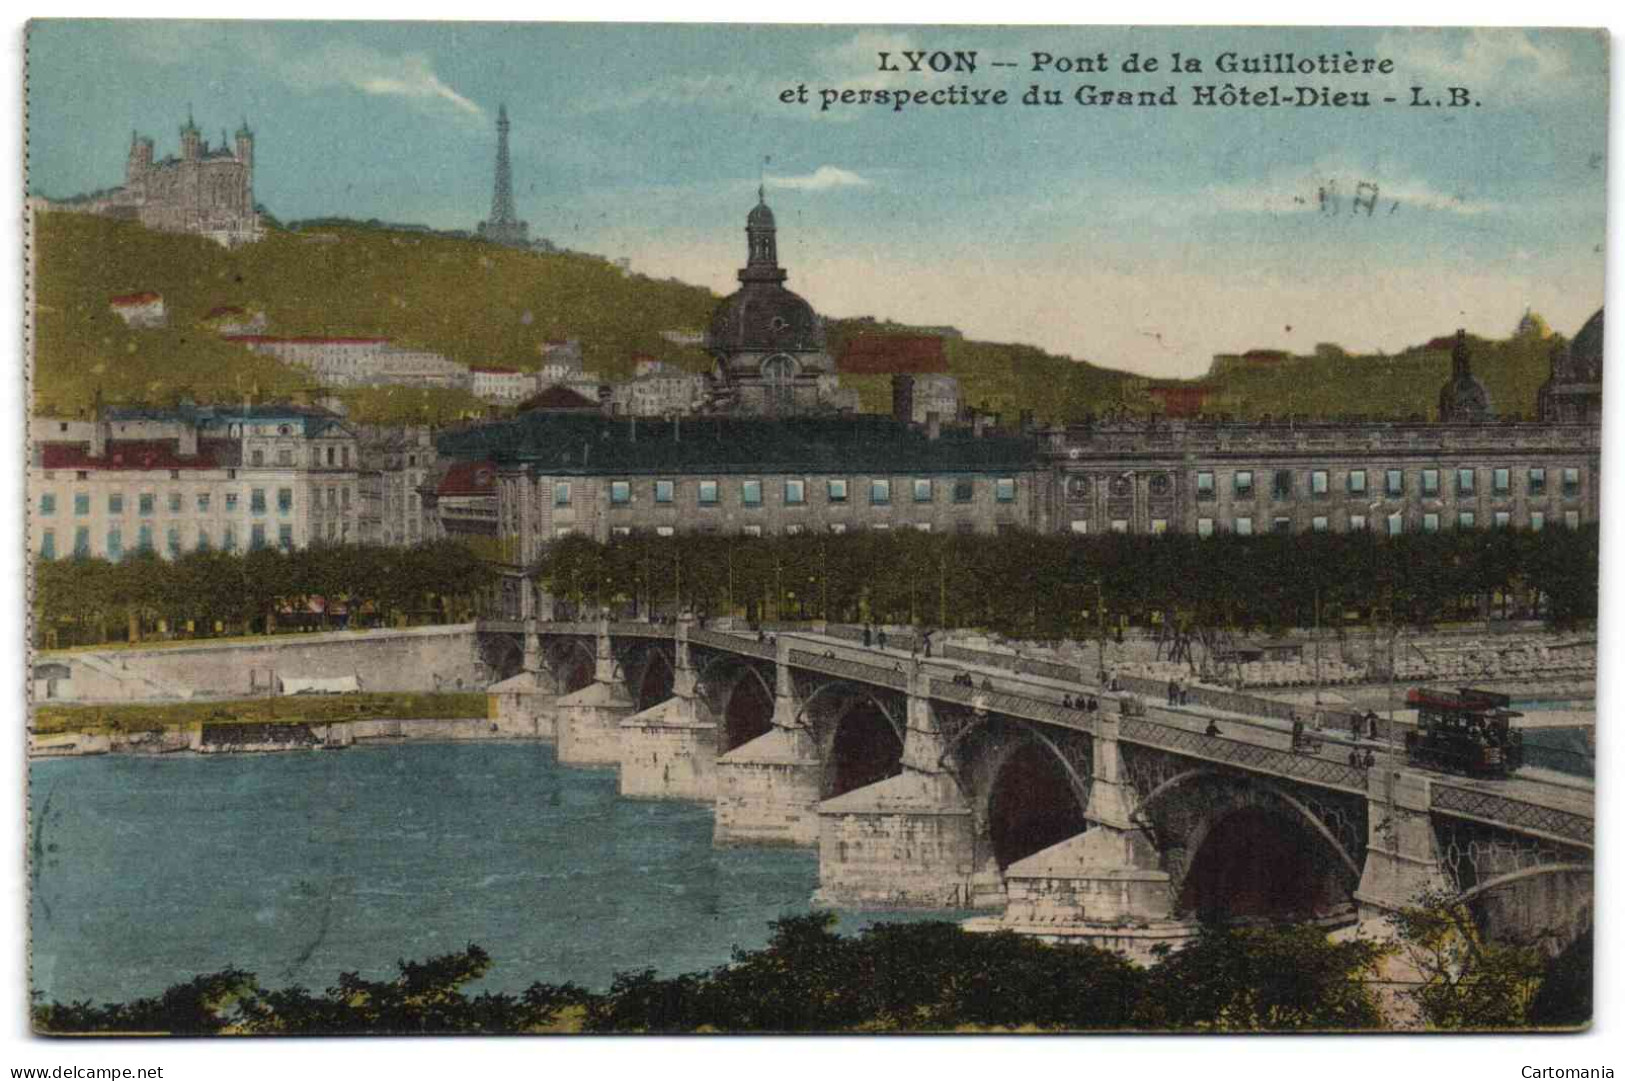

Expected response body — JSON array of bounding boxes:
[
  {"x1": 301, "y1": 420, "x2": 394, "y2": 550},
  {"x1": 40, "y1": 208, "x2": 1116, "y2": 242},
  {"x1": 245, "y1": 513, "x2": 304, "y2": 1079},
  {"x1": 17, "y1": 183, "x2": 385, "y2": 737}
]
[{"x1": 436, "y1": 413, "x2": 1040, "y2": 476}]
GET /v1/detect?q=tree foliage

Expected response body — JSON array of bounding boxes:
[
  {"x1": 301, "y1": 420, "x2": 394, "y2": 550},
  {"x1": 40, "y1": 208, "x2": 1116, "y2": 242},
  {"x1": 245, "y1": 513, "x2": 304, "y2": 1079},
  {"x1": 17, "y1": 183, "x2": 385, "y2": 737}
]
[
  {"x1": 34, "y1": 539, "x2": 497, "y2": 647},
  {"x1": 528, "y1": 525, "x2": 1597, "y2": 637},
  {"x1": 1389, "y1": 892, "x2": 1551, "y2": 1030},
  {"x1": 37, "y1": 913, "x2": 1558, "y2": 1035}
]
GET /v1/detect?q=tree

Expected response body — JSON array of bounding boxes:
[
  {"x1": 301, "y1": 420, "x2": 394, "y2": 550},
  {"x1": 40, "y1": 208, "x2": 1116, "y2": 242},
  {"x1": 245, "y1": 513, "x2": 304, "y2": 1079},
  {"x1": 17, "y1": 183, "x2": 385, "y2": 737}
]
[
  {"x1": 1133, "y1": 923, "x2": 1391, "y2": 1031},
  {"x1": 1388, "y1": 892, "x2": 1548, "y2": 1030}
]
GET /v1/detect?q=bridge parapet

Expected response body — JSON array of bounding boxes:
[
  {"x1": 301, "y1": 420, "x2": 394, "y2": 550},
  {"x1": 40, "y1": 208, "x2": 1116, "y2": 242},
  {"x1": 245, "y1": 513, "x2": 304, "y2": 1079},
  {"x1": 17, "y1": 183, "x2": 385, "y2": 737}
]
[
  {"x1": 538, "y1": 621, "x2": 598, "y2": 636},
  {"x1": 607, "y1": 622, "x2": 673, "y2": 640},
  {"x1": 1119, "y1": 714, "x2": 1369, "y2": 795},
  {"x1": 689, "y1": 628, "x2": 776, "y2": 659},
  {"x1": 1431, "y1": 782, "x2": 1594, "y2": 849},
  {"x1": 789, "y1": 649, "x2": 908, "y2": 690}
]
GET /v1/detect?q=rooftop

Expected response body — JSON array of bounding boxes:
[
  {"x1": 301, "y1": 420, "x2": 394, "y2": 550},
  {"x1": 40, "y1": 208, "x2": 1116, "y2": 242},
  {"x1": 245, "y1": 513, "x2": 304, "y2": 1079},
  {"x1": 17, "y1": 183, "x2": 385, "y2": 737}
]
[
  {"x1": 437, "y1": 413, "x2": 1042, "y2": 476},
  {"x1": 837, "y1": 334, "x2": 947, "y2": 374}
]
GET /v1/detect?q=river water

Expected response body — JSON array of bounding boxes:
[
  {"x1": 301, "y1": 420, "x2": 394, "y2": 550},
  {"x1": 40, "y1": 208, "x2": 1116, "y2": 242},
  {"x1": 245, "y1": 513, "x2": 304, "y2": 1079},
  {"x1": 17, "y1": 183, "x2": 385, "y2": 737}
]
[{"x1": 29, "y1": 742, "x2": 944, "y2": 1006}]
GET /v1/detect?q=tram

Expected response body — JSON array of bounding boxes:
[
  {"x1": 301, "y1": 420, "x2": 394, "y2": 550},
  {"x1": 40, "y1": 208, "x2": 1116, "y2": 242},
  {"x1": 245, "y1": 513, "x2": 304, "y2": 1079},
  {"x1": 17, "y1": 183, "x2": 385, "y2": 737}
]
[{"x1": 1404, "y1": 687, "x2": 1525, "y2": 778}]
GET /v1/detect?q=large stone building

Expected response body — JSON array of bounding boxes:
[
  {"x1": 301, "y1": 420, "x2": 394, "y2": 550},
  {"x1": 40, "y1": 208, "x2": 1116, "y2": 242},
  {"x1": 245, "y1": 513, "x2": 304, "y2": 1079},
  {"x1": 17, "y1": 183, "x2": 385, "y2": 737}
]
[
  {"x1": 227, "y1": 336, "x2": 470, "y2": 390},
  {"x1": 355, "y1": 425, "x2": 437, "y2": 546},
  {"x1": 45, "y1": 114, "x2": 263, "y2": 247},
  {"x1": 435, "y1": 413, "x2": 1046, "y2": 565},
  {"x1": 433, "y1": 310, "x2": 1604, "y2": 555},
  {"x1": 28, "y1": 404, "x2": 361, "y2": 561},
  {"x1": 706, "y1": 190, "x2": 854, "y2": 416}
]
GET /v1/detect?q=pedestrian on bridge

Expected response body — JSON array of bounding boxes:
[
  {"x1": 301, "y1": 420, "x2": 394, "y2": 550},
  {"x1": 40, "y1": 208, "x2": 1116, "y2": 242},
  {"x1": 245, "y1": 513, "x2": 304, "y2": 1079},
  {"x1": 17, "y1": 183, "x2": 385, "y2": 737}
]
[
  {"x1": 863, "y1": 625, "x2": 873, "y2": 648},
  {"x1": 878, "y1": 628, "x2": 889, "y2": 650},
  {"x1": 1167, "y1": 678, "x2": 1179, "y2": 705}
]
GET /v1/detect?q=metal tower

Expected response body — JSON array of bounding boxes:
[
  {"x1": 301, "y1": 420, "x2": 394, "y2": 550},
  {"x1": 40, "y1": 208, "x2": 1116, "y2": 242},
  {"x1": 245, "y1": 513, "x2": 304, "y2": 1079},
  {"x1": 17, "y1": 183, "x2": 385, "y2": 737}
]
[{"x1": 478, "y1": 103, "x2": 529, "y2": 247}]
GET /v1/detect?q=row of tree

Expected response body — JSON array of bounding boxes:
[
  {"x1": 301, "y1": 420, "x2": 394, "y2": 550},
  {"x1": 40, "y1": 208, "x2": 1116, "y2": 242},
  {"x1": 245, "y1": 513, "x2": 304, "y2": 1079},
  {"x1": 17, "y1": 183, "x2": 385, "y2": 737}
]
[
  {"x1": 34, "y1": 906, "x2": 1587, "y2": 1034},
  {"x1": 33, "y1": 541, "x2": 498, "y2": 648},
  {"x1": 533, "y1": 526, "x2": 1600, "y2": 638}
]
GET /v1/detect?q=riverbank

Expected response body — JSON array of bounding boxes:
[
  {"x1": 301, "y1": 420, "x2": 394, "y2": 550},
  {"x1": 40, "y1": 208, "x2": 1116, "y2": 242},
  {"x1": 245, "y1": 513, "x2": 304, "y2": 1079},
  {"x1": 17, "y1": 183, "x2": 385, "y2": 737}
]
[{"x1": 28, "y1": 692, "x2": 508, "y2": 757}]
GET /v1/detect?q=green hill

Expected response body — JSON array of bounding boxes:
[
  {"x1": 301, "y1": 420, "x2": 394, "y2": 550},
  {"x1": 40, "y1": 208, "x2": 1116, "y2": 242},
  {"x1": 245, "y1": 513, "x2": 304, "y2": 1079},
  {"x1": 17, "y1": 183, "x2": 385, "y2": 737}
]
[
  {"x1": 826, "y1": 323, "x2": 1145, "y2": 423},
  {"x1": 31, "y1": 211, "x2": 1557, "y2": 428},
  {"x1": 30, "y1": 212, "x2": 719, "y2": 424},
  {"x1": 1173, "y1": 331, "x2": 1562, "y2": 421}
]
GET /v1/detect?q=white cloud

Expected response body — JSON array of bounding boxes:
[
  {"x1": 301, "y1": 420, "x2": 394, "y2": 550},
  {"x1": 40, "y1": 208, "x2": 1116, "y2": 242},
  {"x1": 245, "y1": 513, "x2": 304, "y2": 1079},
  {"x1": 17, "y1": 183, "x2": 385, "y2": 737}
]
[
  {"x1": 1375, "y1": 29, "x2": 1582, "y2": 97},
  {"x1": 770, "y1": 166, "x2": 870, "y2": 192},
  {"x1": 272, "y1": 43, "x2": 483, "y2": 118}
]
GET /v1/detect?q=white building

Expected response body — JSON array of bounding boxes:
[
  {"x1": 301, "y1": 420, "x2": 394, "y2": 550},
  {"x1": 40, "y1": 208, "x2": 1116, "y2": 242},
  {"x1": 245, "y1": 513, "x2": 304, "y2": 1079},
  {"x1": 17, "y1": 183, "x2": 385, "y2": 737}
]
[
  {"x1": 28, "y1": 404, "x2": 362, "y2": 562},
  {"x1": 470, "y1": 367, "x2": 536, "y2": 402},
  {"x1": 109, "y1": 292, "x2": 167, "y2": 328}
]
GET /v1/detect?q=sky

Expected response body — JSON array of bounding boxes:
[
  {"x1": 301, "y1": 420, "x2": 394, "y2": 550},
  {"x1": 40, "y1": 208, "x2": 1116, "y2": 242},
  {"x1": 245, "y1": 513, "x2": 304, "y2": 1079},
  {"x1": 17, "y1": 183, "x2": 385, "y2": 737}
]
[{"x1": 25, "y1": 21, "x2": 1609, "y2": 377}]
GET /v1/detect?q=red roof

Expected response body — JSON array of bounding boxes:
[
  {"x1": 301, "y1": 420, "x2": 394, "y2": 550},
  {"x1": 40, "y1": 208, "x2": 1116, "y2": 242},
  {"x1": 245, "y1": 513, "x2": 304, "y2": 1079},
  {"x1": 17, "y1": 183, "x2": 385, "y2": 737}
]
[
  {"x1": 523, "y1": 385, "x2": 600, "y2": 411},
  {"x1": 41, "y1": 440, "x2": 219, "y2": 472},
  {"x1": 109, "y1": 292, "x2": 162, "y2": 307},
  {"x1": 1148, "y1": 385, "x2": 1214, "y2": 418},
  {"x1": 838, "y1": 335, "x2": 947, "y2": 374},
  {"x1": 438, "y1": 460, "x2": 498, "y2": 496}
]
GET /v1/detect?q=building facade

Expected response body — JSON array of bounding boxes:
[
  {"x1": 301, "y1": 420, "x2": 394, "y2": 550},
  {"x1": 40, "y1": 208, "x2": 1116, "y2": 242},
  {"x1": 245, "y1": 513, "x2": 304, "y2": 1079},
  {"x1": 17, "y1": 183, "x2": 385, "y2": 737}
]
[
  {"x1": 28, "y1": 404, "x2": 362, "y2": 562},
  {"x1": 356, "y1": 426, "x2": 437, "y2": 546},
  {"x1": 435, "y1": 413, "x2": 1048, "y2": 565}
]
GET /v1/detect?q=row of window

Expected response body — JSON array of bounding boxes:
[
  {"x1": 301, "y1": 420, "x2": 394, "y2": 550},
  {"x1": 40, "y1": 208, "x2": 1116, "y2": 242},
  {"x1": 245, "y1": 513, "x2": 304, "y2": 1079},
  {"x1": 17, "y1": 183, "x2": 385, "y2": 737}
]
[
  {"x1": 1069, "y1": 510, "x2": 1583, "y2": 536},
  {"x1": 36, "y1": 487, "x2": 349, "y2": 517},
  {"x1": 558, "y1": 476, "x2": 1021, "y2": 509},
  {"x1": 38, "y1": 522, "x2": 296, "y2": 560},
  {"x1": 1193, "y1": 467, "x2": 1581, "y2": 501},
  {"x1": 557, "y1": 520, "x2": 1014, "y2": 540},
  {"x1": 246, "y1": 444, "x2": 354, "y2": 469}
]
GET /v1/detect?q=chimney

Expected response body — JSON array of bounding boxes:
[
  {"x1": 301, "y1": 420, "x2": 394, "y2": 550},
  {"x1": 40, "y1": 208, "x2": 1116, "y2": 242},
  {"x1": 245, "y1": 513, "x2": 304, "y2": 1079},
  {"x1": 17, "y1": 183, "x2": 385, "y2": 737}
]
[
  {"x1": 90, "y1": 389, "x2": 108, "y2": 457},
  {"x1": 177, "y1": 420, "x2": 198, "y2": 457},
  {"x1": 925, "y1": 411, "x2": 941, "y2": 441},
  {"x1": 892, "y1": 373, "x2": 915, "y2": 426},
  {"x1": 629, "y1": 415, "x2": 637, "y2": 443}
]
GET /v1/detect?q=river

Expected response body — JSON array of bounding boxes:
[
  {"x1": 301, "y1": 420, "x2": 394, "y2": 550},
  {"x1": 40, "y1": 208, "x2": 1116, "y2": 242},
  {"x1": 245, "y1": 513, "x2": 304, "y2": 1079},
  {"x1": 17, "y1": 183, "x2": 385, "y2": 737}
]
[{"x1": 29, "y1": 742, "x2": 946, "y2": 1006}]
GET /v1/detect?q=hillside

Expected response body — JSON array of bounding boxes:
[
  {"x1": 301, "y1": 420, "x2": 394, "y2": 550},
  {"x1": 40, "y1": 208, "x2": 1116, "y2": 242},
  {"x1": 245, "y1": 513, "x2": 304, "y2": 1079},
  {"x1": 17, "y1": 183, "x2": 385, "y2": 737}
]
[
  {"x1": 29, "y1": 212, "x2": 719, "y2": 424},
  {"x1": 1190, "y1": 333, "x2": 1562, "y2": 420},
  {"x1": 30, "y1": 211, "x2": 1558, "y2": 428},
  {"x1": 827, "y1": 321, "x2": 1144, "y2": 423}
]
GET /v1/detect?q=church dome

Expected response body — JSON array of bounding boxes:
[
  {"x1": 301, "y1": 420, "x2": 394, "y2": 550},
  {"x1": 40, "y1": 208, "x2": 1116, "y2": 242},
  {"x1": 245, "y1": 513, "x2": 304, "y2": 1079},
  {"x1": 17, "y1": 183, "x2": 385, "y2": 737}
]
[
  {"x1": 707, "y1": 283, "x2": 826, "y2": 354},
  {"x1": 1571, "y1": 308, "x2": 1604, "y2": 374},
  {"x1": 747, "y1": 200, "x2": 776, "y2": 229}
]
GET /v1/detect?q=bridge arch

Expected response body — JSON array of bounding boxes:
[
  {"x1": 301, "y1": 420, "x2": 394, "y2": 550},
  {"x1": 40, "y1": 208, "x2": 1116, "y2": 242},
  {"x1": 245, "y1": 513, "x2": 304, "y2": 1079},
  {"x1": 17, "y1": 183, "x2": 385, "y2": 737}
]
[
  {"x1": 716, "y1": 663, "x2": 776, "y2": 753},
  {"x1": 629, "y1": 647, "x2": 675, "y2": 712},
  {"x1": 987, "y1": 740, "x2": 1090, "y2": 869},
  {"x1": 820, "y1": 691, "x2": 904, "y2": 800},
  {"x1": 1152, "y1": 774, "x2": 1361, "y2": 922},
  {"x1": 546, "y1": 638, "x2": 596, "y2": 695},
  {"x1": 479, "y1": 634, "x2": 524, "y2": 682}
]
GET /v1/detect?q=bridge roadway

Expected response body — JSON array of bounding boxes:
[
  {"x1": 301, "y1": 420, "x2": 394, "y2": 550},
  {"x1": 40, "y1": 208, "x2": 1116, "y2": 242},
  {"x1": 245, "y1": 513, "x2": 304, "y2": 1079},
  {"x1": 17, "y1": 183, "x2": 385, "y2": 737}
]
[{"x1": 487, "y1": 618, "x2": 1593, "y2": 851}]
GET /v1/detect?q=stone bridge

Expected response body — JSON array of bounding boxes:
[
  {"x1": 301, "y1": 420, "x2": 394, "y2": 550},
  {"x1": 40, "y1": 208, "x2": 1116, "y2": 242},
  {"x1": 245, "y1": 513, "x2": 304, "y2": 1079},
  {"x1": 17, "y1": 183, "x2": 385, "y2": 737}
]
[{"x1": 479, "y1": 617, "x2": 1594, "y2": 959}]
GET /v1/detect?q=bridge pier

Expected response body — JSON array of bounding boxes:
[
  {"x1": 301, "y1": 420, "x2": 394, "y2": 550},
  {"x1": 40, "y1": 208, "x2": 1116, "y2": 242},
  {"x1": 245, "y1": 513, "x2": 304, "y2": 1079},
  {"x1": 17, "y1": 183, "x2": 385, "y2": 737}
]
[
  {"x1": 714, "y1": 637, "x2": 823, "y2": 846},
  {"x1": 1353, "y1": 769, "x2": 1450, "y2": 923},
  {"x1": 968, "y1": 711, "x2": 1186, "y2": 961},
  {"x1": 620, "y1": 617, "x2": 718, "y2": 801},
  {"x1": 813, "y1": 667, "x2": 980, "y2": 909},
  {"x1": 555, "y1": 618, "x2": 635, "y2": 767},
  {"x1": 485, "y1": 619, "x2": 560, "y2": 738}
]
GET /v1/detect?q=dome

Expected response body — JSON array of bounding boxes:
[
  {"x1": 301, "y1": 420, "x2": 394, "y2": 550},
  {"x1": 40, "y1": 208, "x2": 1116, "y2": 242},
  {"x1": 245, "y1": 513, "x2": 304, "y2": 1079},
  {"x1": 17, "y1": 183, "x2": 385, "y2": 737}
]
[
  {"x1": 707, "y1": 282, "x2": 826, "y2": 354},
  {"x1": 1571, "y1": 308, "x2": 1604, "y2": 372},
  {"x1": 747, "y1": 200, "x2": 776, "y2": 229}
]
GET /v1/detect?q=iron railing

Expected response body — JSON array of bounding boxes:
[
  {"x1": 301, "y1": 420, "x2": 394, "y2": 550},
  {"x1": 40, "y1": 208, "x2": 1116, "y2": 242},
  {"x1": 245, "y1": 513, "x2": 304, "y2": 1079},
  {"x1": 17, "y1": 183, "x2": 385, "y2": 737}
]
[
  {"x1": 789, "y1": 649, "x2": 908, "y2": 690},
  {"x1": 1120, "y1": 716, "x2": 1369, "y2": 794},
  {"x1": 1431, "y1": 783, "x2": 1594, "y2": 849}
]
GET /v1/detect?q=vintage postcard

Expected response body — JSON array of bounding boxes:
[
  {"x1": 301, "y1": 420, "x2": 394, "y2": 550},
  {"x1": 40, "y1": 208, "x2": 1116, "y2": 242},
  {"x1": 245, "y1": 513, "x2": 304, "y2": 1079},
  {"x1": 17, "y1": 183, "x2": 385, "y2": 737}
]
[{"x1": 20, "y1": 21, "x2": 1602, "y2": 1037}]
